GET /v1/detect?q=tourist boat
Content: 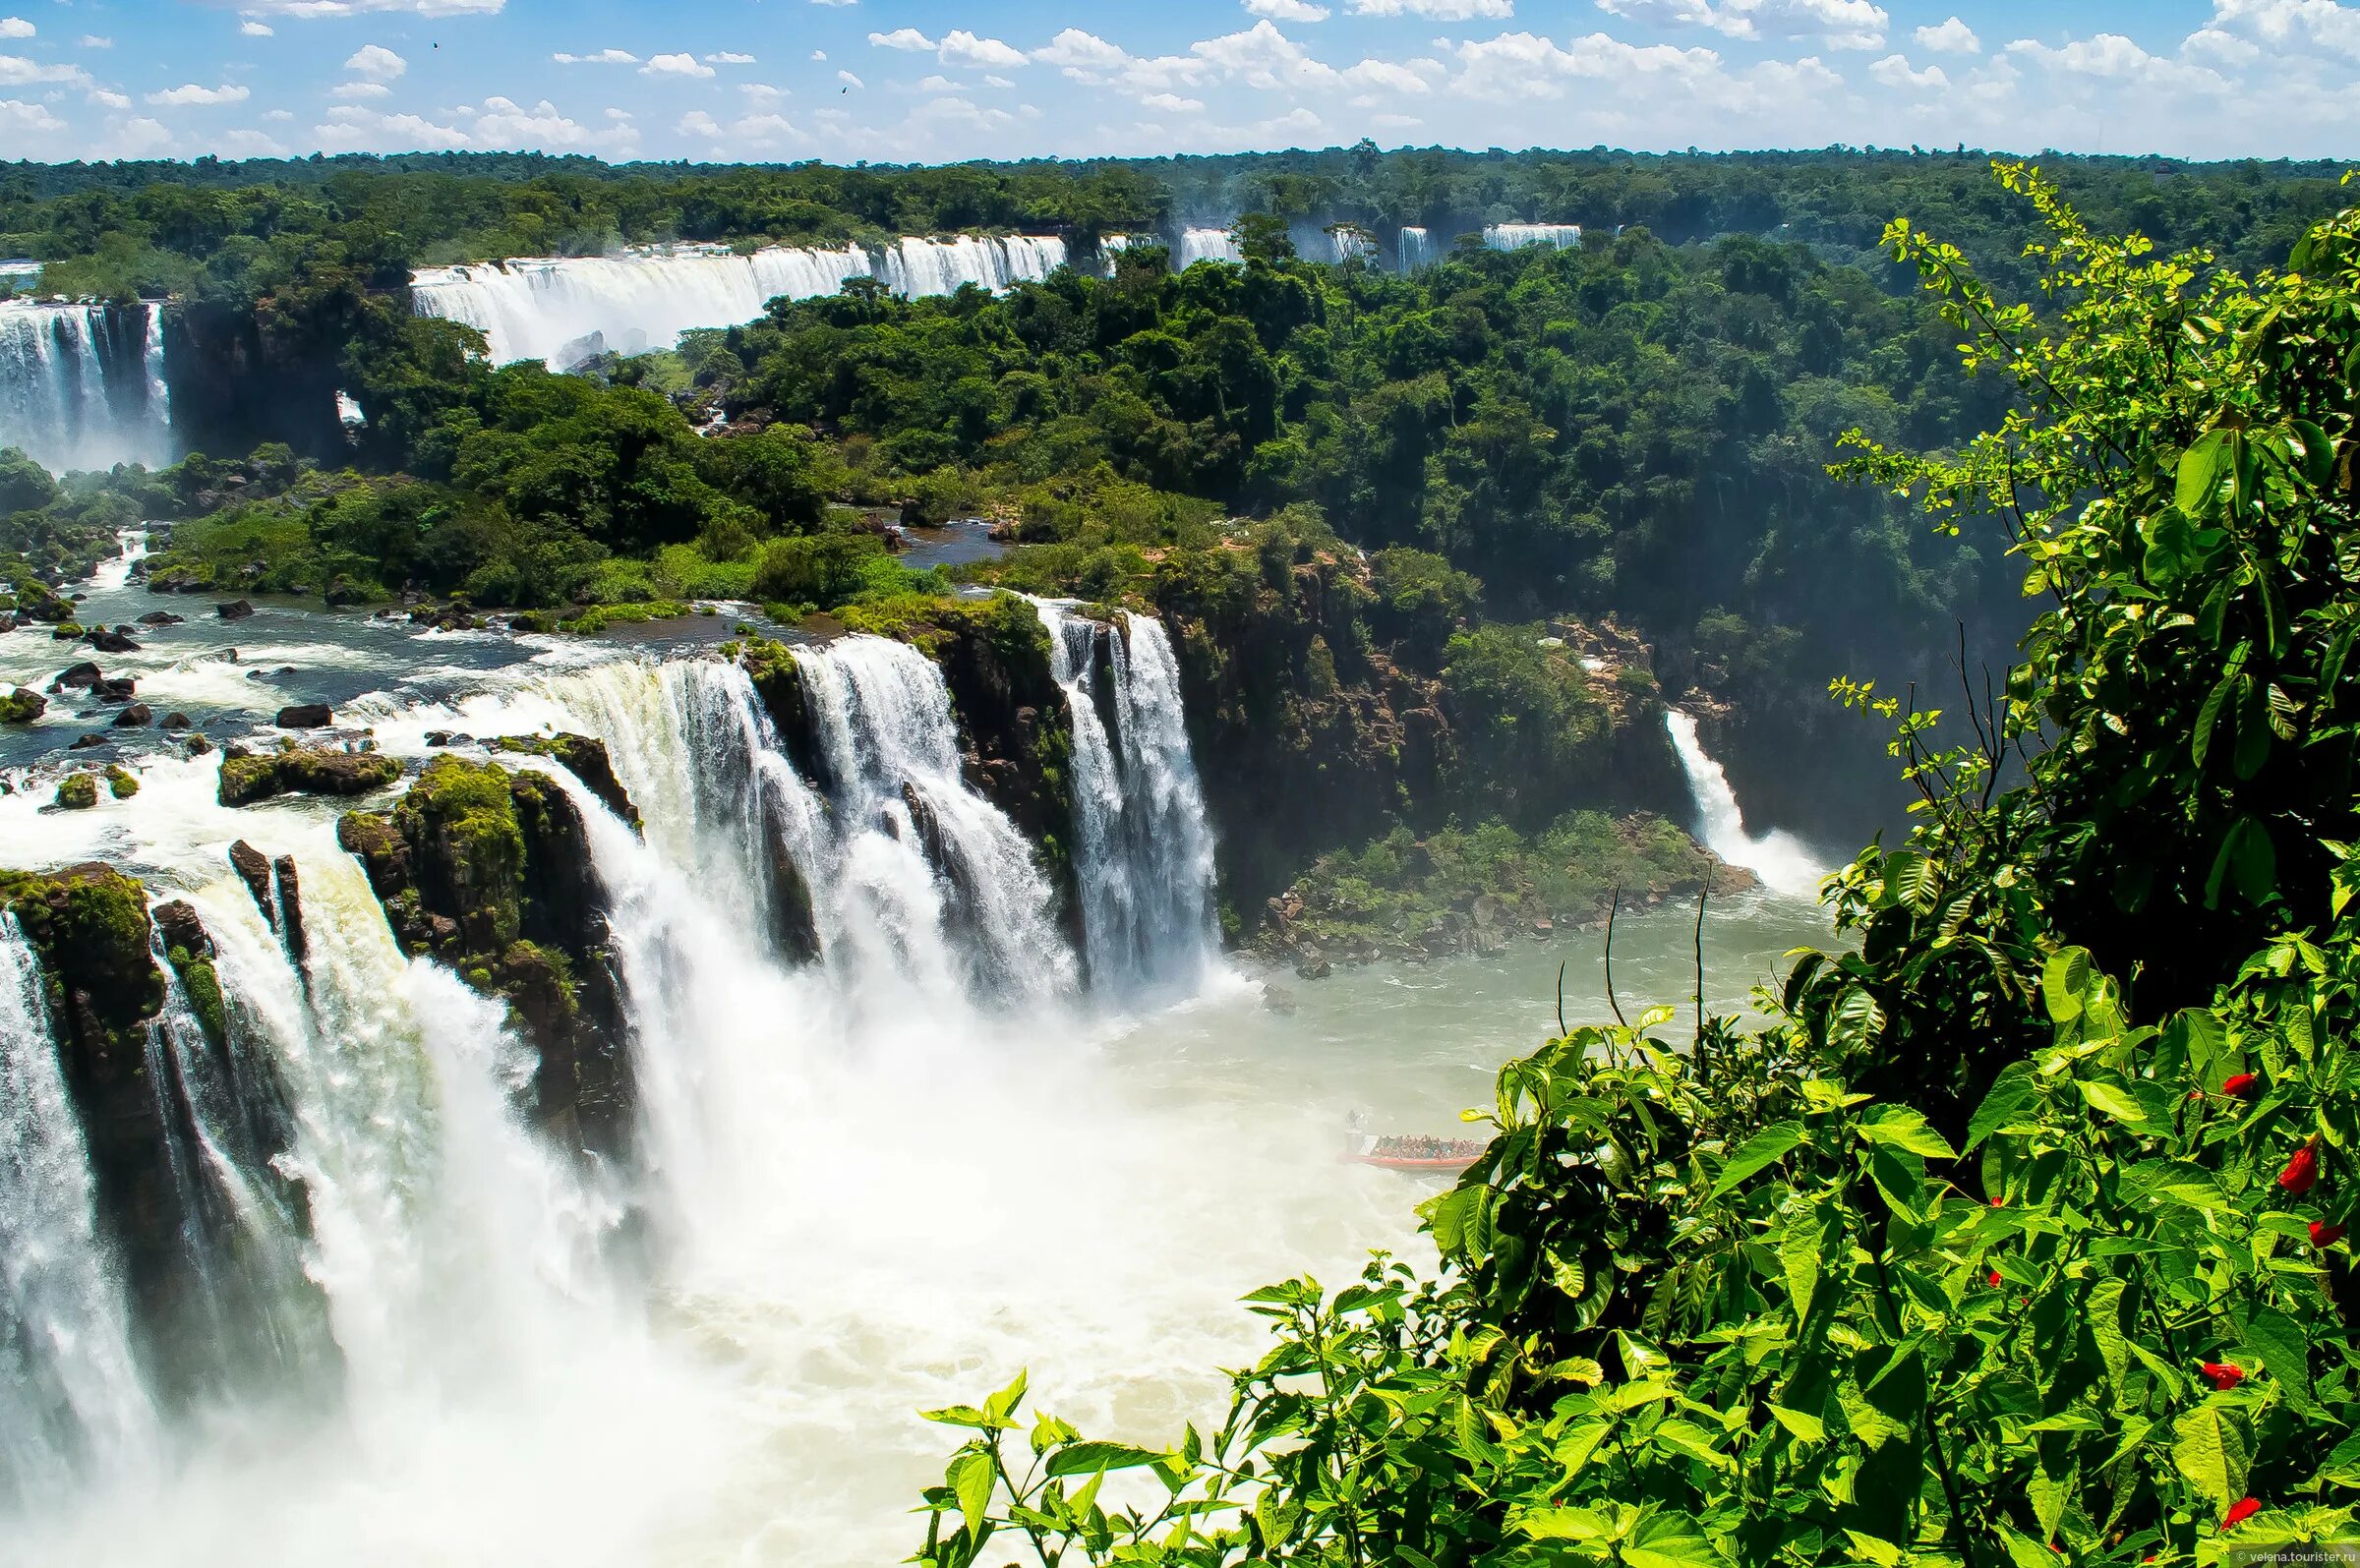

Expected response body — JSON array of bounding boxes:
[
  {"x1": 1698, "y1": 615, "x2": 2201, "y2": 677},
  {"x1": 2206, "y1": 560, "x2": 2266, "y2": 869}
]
[{"x1": 1347, "y1": 1133, "x2": 1487, "y2": 1173}]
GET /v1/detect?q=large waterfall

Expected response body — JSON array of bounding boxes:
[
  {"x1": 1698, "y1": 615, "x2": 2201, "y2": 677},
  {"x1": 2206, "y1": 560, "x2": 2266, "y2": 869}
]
[
  {"x1": 1484, "y1": 223, "x2": 1583, "y2": 252},
  {"x1": 411, "y1": 235, "x2": 1071, "y2": 369},
  {"x1": 1175, "y1": 227, "x2": 1243, "y2": 267},
  {"x1": 1035, "y1": 602, "x2": 1218, "y2": 998},
  {"x1": 1397, "y1": 227, "x2": 1436, "y2": 268},
  {"x1": 0, "y1": 623, "x2": 1403, "y2": 1567},
  {"x1": 1664, "y1": 709, "x2": 1829, "y2": 900},
  {"x1": 0, "y1": 301, "x2": 173, "y2": 473}
]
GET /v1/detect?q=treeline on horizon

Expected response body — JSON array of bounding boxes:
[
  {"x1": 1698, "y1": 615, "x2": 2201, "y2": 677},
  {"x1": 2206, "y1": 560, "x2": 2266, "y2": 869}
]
[{"x1": 3, "y1": 144, "x2": 2351, "y2": 305}]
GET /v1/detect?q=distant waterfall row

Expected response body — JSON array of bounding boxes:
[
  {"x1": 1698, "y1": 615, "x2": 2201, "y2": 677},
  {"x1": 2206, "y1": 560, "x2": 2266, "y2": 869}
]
[
  {"x1": 0, "y1": 300, "x2": 172, "y2": 474},
  {"x1": 0, "y1": 618, "x2": 1223, "y2": 1504},
  {"x1": 410, "y1": 235, "x2": 1071, "y2": 368}
]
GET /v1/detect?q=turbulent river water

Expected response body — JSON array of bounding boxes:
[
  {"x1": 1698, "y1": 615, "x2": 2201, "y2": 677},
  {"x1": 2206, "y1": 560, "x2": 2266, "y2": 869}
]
[{"x1": 0, "y1": 536, "x2": 1835, "y2": 1567}]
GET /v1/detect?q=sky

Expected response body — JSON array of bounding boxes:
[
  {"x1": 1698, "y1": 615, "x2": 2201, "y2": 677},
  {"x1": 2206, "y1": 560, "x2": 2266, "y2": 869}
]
[{"x1": 0, "y1": 1, "x2": 2354, "y2": 168}]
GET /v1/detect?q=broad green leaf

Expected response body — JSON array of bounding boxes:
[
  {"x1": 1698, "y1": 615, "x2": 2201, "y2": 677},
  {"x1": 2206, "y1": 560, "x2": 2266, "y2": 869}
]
[
  {"x1": 1829, "y1": 985, "x2": 1886, "y2": 1051},
  {"x1": 2081, "y1": 1079, "x2": 2149, "y2": 1125},
  {"x1": 1555, "y1": 1420, "x2": 1612, "y2": 1479},
  {"x1": 947, "y1": 1449, "x2": 994, "y2": 1537},
  {"x1": 1842, "y1": 1530, "x2": 1904, "y2": 1566},
  {"x1": 2171, "y1": 1404, "x2": 2252, "y2": 1514},
  {"x1": 1653, "y1": 1420, "x2": 1737, "y2": 1472},
  {"x1": 1866, "y1": 1146, "x2": 1927, "y2": 1223},
  {"x1": 2030, "y1": 1460, "x2": 2073, "y2": 1541},
  {"x1": 1624, "y1": 1510, "x2": 1729, "y2": 1568},
  {"x1": 2176, "y1": 430, "x2": 2232, "y2": 514},
  {"x1": 1517, "y1": 1506, "x2": 1611, "y2": 1542},
  {"x1": 1782, "y1": 1216, "x2": 1823, "y2": 1324},
  {"x1": 1860, "y1": 1104, "x2": 1957, "y2": 1160},
  {"x1": 2042, "y1": 949, "x2": 2092, "y2": 1020},
  {"x1": 2244, "y1": 1305, "x2": 2316, "y2": 1413},
  {"x1": 1771, "y1": 1405, "x2": 1826, "y2": 1443},
  {"x1": 1966, "y1": 1060, "x2": 2041, "y2": 1151},
  {"x1": 2087, "y1": 1279, "x2": 2129, "y2": 1389},
  {"x1": 1710, "y1": 1121, "x2": 1806, "y2": 1198},
  {"x1": 1044, "y1": 1441, "x2": 1168, "y2": 1479},
  {"x1": 1997, "y1": 1521, "x2": 2057, "y2": 1568}
]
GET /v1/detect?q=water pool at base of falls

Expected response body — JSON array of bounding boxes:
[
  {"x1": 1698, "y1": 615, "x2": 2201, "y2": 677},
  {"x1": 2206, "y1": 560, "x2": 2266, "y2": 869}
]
[{"x1": 0, "y1": 544, "x2": 1837, "y2": 1568}]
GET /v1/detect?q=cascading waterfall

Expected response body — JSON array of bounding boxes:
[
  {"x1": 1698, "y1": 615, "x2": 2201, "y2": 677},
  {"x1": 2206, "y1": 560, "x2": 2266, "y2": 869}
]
[
  {"x1": 1175, "y1": 227, "x2": 1243, "y2": 266},
  {"x1": 412, "y1": 235, "x2": 1070, "y2": 369},
  {"x1": 1034, "y1": 602, "x2": 1218, "y2": 997},
  {"x1": 1664, "y1": 709, "x2": 1830, "y2": 900},
  {"x1": 1397, "y1": 226, "x2": 1435, "y2": 268},
  {"x1": 0, "y1": 915, "x2": 156, "y2": 1500},
  {"x1": 0, "y1": 300, "x2": 175, "y2": 474},
  {"x1": 1484, "y1": 223, "x2": 1583, "y2": 252}
]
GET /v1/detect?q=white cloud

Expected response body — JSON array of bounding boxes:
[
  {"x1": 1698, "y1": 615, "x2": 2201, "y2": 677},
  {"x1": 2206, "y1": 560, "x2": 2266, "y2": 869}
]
[
  {"x1": 332, "y1": 80, "x2": 392, "y2": 97},
  {"x1": 641, "y1": 51, "x2": 713, "y2": 77},
  {"x1": 262, "y1": 107, "x2": 294, "y2": 120},
  {"x1": 316, "y1": 103, "x2": 469, "y2": 148},
  {"x1": 2007, "y1": 30, "x2": 2221, "y2": 87},
  {"x1": 810, "y1": 49, "x2": 827, "y2": 60},
  {"x1": 1341, "y1": 57, "x2": 1434, "y2": 91},
  {"x1": 79, "y1": 34, "x2": 111, "y2": 48},
  {"x1": 1867, "y1": 52, "x2": 1946, "y2": 88},
  {"x1": 837, "y1": 69, "x2": 864, "y2": 87},
  {"x1": 705, "y1": 50, "x2": 755, "y2": 64},
  {"x1": 1594, "y1": 0, "x2": 1887, "y2": 48},
  {"x1": 240, "y1": 21, "x2": 276, "y2": 36},
  {"x1": 475, "y1": 94, "x2": 632, "y2": 147},
  {"x1": 0, "y1": 17, "x2": 30, "y2": 38},
  {"x1": 1142, "y1": 90, "x2": 1205, "y2": 111},
  {"x1": 1261, "y1": 105, "x2": 1324, "y2": 136},
  {"x1": 1348, "y1": 0, "x2": 1512, "y2": 16},
  {"x1": 869, "y1": 28, "x2": 934, "y2": 50},
  {"x1": 0, "y1": 95, "x2": 61, "y2": 131},
  {"x1": 88, "y1": 87, "x2": 130, "y2": 107},
  {"x1": 1451, "y1": 29, "x2": 1723, "y2": 98},
  {"x1": 1914, "y1": 15, "x2": 1978, "y2": 54},
  {"x1": 103, "y1": 117, "x2": 176, "y2": 156},
  {"x1": 742, "y1": 81, "x2": 789, "y2": 99},
  {"x1": 1246, "y1": 0, "x2": 1330, "y2": 19},
  {"x1": 939, "y1": 29, "x2": 1027, "y2": 69},
  {"x1": 1193, "y1": 21, "x2": 1338, "y2": 90},
  {"x1": 0, "y1": 53, "x2": 87, "y2": 86},
  {"x1": 554, "y1": 48, "x2": 637, "y2": 64},
  {"x1": 215, "y1": 127, "x2": 290, "y2": 156},
  {"x1": 2192, "y1": 0, "x2": 2360, "y2": 63},
  {"x1": 148, "y1": 82, "x2": 252, "y2": 105},
  {"x1": 982, "y1": 73, "x2": 1014, "y2": 87},
  {"x1": 916, "y1": 74, "x2": 965, "y2": 91},
  {"x1": 345, "y1": 43, "x2": 407, "y2": 77}
]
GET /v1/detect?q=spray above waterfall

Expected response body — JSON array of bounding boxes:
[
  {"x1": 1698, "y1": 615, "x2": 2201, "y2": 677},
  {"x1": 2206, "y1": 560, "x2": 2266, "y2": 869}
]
[{"x1": 1664, "y1": 709, "x2": 1831, "y2": 900}]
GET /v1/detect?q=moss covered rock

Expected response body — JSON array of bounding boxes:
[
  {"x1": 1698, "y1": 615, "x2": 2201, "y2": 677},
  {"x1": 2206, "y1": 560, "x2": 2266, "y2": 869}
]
[
  {"x1": 218, "y1": 744, "x2": 401, "y2": 808},
  {"x1": 0, "y1": 686, "x2": 44, "y2": 724},
  {"x1": 105, "y1": 765, "x2": 138, "y2": 799},
  {"x1": 489, "y1": 732, "x2": 640, "y2": 831},
  {"x1": 54, "y1": 772, "x2": 98, "y2": 810}
]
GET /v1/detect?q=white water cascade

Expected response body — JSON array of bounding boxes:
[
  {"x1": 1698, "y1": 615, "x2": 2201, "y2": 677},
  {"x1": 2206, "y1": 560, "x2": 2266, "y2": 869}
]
[
  {"x1": 1664, "y1": 709, "x2": 1830, "y2": 900},
  {"x1": 1484, "y1": 223, "x2": 1583, "y2": 252},
  {"x1": 0, "y1": 301, "x2": 174, "y2": 474},
  {"x1": 1175, "y1": 227, "x2": 1242, "y2": 267},
  {"x1": 0, "y1": 628, "x2": 1434, "y2": 1567},
  {"x1": 412, "y1": 235, "x2": 1071, "y2": 369},
  {"x1": 1035, "y1": 603, "x2": 1219, "y2": 998},
  {"x1": 1397, "y1": 226, "x2": 1435, "y2": 268}
]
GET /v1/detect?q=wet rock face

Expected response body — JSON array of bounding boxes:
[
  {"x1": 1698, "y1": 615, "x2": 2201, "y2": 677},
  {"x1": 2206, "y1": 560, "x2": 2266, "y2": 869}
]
[
  {"x1": 489, "y1": 733, "x2": 642, "y2": 832},
  {"x1": 0, "y1": 686, "x2": 43, "y2": 724},
  {"x1": 338, "y1": 755, "x2": 633, "y2": 1162},
  {"x1": 218, "y1": 746, "x2": 400, "y2": 808},
  {"x1": 273, "y1": 703, "x2": 332, "y2": 729}
]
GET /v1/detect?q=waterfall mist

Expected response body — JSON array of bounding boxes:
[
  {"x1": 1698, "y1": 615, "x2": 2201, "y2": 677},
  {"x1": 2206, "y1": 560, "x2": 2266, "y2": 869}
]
[
  {"x1": 1665, "y1": 709, "x2": 1831, "y2": 900},
  {"x1": 0, "y1": 301, "x2": 173, "y2": 474}
]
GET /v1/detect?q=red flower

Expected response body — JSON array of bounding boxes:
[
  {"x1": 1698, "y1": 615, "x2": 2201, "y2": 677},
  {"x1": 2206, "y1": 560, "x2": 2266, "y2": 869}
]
[
  {"x1": 2221, "y1": 1073, "x2": 2260, "y2": 1099},
  {"x1": 2281, "y1": 1139, "x2": 2322, "y2": 1195},
  {"x1": 1988, "y1": 1268, "x2": 2002, "y2": 1287},
  {"x1": 2201, "y1": 1361, "x2": 2246, "y2": 1391},
  {"x1": 2313, "y1": 1220, "x2": 2347, "y2": 1249},
  {"x1": 2221, "y1": 1497, "x2": 2262, "y2": 1533},
  {"x1": 1989, "y1": 1195, "x2": 2005, "y2": 1208}
]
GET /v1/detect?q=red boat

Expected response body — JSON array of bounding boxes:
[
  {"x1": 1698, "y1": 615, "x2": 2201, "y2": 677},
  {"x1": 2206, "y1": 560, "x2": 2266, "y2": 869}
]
[{"x1": 1347, "y1": 1134, "x2": 1487, "y2": 1173}]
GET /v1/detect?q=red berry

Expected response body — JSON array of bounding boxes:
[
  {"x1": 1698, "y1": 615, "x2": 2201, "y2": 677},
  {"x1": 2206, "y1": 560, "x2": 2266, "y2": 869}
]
[
  {"x1": 2221, "y1": 1073, "x2": 2259, "y2": 1099},
  {"x1": 2221, "y1": 1496, "x2": 2262, "y2": 1532},
  {"x1": 2312, "y1": 1220, "x2": 2347, "y2": 1249},
  {"x1": 2201, "y1": 1361, "x2": 2246, "y2": 1391},
  {"x1": 2280, "y1": 1141, "x2": 2321, "y2": 1195},
  {"x1": 1989, "y1": 1194, "x2": 2005, "y2": 1207},
  {"x1": 1988, "y1": 1268, "x2": 2002, "y2": 1287}
]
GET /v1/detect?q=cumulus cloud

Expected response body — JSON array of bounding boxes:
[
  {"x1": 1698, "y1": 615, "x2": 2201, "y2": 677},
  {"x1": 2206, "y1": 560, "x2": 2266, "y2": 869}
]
[
  {"x1": 939, "y1": 29, "x2": 1027, "y2": 69},
  {"x1": 554, "y1": 48, "x2": 637, "y2": 64},
  {"x1": 641, "y1": 52, "x2": 714, "y2": 77},
  {"x1": 0, "y1": 95, "x2": 61, "y2": 131},
  {"x1": 1451, "y1": 29, "x2": 1723, "y2": 98},
  {"x1": 705, "y1": 51, "x2": 755, "y2": 64},
  {"x1": 869, "y1": 28, "x2": 934, "y2": 50},
  {"x1": 0, "y1": 53, "x2": 88, "y2": 86},
  {"x1": 0, "y1": 17, "x2": 30, "y2": 37},
  {"x1": 214, "y1": 127, "x2": 290, "y2": 156},
  {"x1": 2189, "y1": 0, "x2": 2360, "y2": 63},
  {"x1": 240, "y1": 0, "x2": 502, "y2": 17},
  {"x1": 1914, "y1": 15, "x2": 1978, "y2": 54},
  {"x1": 316, "y1": 103, "x2": 469, "y2": 149},
  {"x1": 332, "y1": 80, "x2": 392, "y2": 97},
  {"x1": 1867, "y1": 52, "x2": 1946, "y2": 88},
  {"x1": 240, "y1": 21, "x2": 276, "y2": 36},
  {"x1": 88, "y1": 87, "x2": 131, "y2": 108},
  {"x1": 148, "y1": 82, "x2": 252, "y2": 105},
  {"x1": 79, "y1": 34, "x2": 111, "y2": 48},
  {"x1": 102, "y1": 117, "x2": 176, "y2": 156},
  {"x1": 837, "y1": 69, "x2": 864, "y2": 87},
  {"x1": 475, "y1": 93, "x2": 633, "y2": 147},
  {"x1": 2007, "y1": 30, "x2": 2223, "y2": 88},
  {"x1": 1594, "y1": 0, "x2": 1887, "y2": 48},
  {"x1": 677, "y1": 108, "x2": 721, "y2": 136},
  {"x1": 916, "y1": 74, "x2": 964, "y2": 91},
  {"x1": 1347, "y1": 0, "x2": 1513, "y2": 16},
  {"x1": 1342, "y1": 56, "x2": 1436, "y2": 91},
  {"x1": 741, "y1": 82, "x2": 790, "y2": 99},
  {"x1": 1246, "y1": 0, "x2": 1330, "y2": 18},
  {"x1": 345, "y1": 43, "x2": 407, "y2": 77},
  {"x1": 1142, "y1": 90, "x2": 1205, "y2": 111},
  {"x1": 1193, "y1": 21, "x2": 1338, "y2": 90}
]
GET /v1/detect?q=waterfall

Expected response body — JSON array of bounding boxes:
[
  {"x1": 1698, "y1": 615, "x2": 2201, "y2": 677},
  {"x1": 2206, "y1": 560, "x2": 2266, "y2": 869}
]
[
  {"x1": 1397, "y1": 227, "x2": 1435, "y2": 268},
  {"x1": 1175, "y1": 227, "x2": 1242, "y2": 267},
  {"x1": 1664, "y1": 709, "x2": 1829, "y2": 900},
  {"x1": 1484, "y1": 223, "x2": 1582, "y2": 253},
  {"x1": 87, "y1": 528, "x2": 148, "y2": 592},
  {"x1": 0, "y1": 915, "x2": 157, "y2": 1498},
  {"x1": 0, "y1": 300, "x2": 175, "y2": 474},
  {"x1": 412, "y1": 235, "x2": 1070, "y2": 369},
  {"x1": 1034, "y1": 603, "x2": 1219, "y2": 997}
]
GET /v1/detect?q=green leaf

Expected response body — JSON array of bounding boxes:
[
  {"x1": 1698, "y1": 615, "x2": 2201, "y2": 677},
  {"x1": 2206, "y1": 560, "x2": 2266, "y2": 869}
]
[
  {"x1": 2194, "y1": 645, "x2": 2249, "y2": 768},
  {"x1": 1517, "y1": 1506, "x2": 1611, "y2": 1542},
  {"x1": 2171, "y1": 1404, "x2": 2252, "y2": 1514},
  {"x1": 1770, "y1": 1405, "x2": 1826, "y2": 1444},
  {"x1": 2081, "y1": 1079, "x2": 2149, "y2": 1126},
  {"x1": 1842, "y1": 1531, "x2": 1904, "y2": 1566},
  {"x1": 1044, "y1": 1441, "x2": 1168, "y2": 1479},
  {"x1": 2087, "y1": 1279, "x2": 2129, "y2": 1389},
  {"x1": 1866, "y1": 1147, "x2": 1927, "y2": 1223},
  {"x1": 2206, "y1": 815, "x2": 2277, "y2": 909},
  {"x1": 1782, "y1": 1216, "x2": 1823, "y2": 1324},
  {"x1": 947, "y1": 1449, "x2": 995, "y2": 1538},
  {"x1": 2244, "y1": 1305, "x2": 2317, "y2": 1413},
  {"x1": 1710, "y1": 1121, "x2": 1807, "y2": 1198},
  {"x1": 1860, "y1": 1104, "x2": 1957, "y2": 1160},
  {"x1": 2042, "y1": 949, "x2": 2092, "y2": 1020},
  {"x1": 1555, "y1": 1420, "x2": 1612, "y2": 1479},
  {"x1": 1966, "y1": 1060, "x2": 2041, "y2": 1151},
  {"x1": 2029, "y1": 1463, "x2": 2071, "y2": 1543},
  {"x1": 1829, "y1": 985, "x2": 1886, "y2": 1051},
  {"x1": 1996, "y1": 1521, "x2": 2058, "y2": 1568},
  {"x1": 2176, "y1": 430, "x2": 2232, "y2": 515},
  {"x1": 1624, "y1": 1510, "x2": 1729, "y2": 1568}
]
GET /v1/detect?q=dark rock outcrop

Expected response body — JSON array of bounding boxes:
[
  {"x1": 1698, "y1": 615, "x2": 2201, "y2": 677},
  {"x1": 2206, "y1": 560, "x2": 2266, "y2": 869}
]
[
  {"x1": 218, "y1": 745, "x2": 400, "y2": 808},
  {"x1": 112, "y1": 703, "x2": 153, "y2": 728},
  {"x1": 0, "y1": 686, "x2": 43, "y2": 724},
  {"x1": 489, "y1": 733, "x2": 641, "y2": 831},
  {"x1": 216, "y1": 599, "x2": 255, "y2": 622},
  {"x1": 49, "y1": 661, "x2": 100, "y2": 692},
  {"x1": 86, "y1": 628, "x2": 141, "y2": 654},
  {"x1": 338, "y1": 756, "x2": 633, "y2": 1160},
  {"x1": 228, "y1": 839, "x2": 276, "y2": 927},
  {"x1": 273, "y1": 703, "x2": 331, "y2": 728}
]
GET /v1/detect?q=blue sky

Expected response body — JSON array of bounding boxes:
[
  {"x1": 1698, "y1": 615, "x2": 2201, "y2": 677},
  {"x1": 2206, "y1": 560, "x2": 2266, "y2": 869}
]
[{"x1": 0, "y1": 1, "x2": 2352, "y2": 166}]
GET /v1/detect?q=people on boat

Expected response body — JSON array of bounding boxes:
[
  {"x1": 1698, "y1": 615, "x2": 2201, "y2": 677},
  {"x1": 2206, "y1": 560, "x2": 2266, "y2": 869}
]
[{"x1": 1365, "y1": 1134, "x2": 1487, "y2": 1161}]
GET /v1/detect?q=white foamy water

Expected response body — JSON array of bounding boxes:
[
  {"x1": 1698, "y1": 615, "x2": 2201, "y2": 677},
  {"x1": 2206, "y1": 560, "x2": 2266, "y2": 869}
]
[
  {"x1": 412, "y1": 236, "x2": 1070, "y2": 369},
  {"x1": 1664, "y1": 708, "x2": 1832, "y2": 900},
  {"x1": 0, "y1": 301, "x2": 173, "y2": 474},
  {"x1": 1484, "y1": 223, "x2": 1583, "y2": 252}
]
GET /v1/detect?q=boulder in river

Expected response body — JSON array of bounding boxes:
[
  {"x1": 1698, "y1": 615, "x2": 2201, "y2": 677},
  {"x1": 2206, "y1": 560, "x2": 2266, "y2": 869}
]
[
  {"x1": 85, "y1": 629, "x2": 140, "y2": 654},
  {"x1": 136, "y1": 610, "x2": 184, "y2": 627},
  {"x1": 49, "y1": 661, "x2": 100, "y2": 692},
  {"x1": 67, "y1": 733, "x2": 107, "y2": 751},
  {"x1": 217, "y1": 599, "x2": 255, "y2": 622},
  {"x1": 110, "y1": 704, "x2": 152, "y2": 729},
  {"x1": 274, "y1": 703, "x2": 331, "y2": 728},
  {"x1": 0, "y1": 687, "x2": 43, "y2": 725},
  {"x1": 160, "y1": 712, "x2": 191, "y2": 731},
  {"x1": 217, "y1": 745, "x2": 400, "y2": 807},
  {"x1": 92, "y1": 677, "x2": 136, "y2": 704}
]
